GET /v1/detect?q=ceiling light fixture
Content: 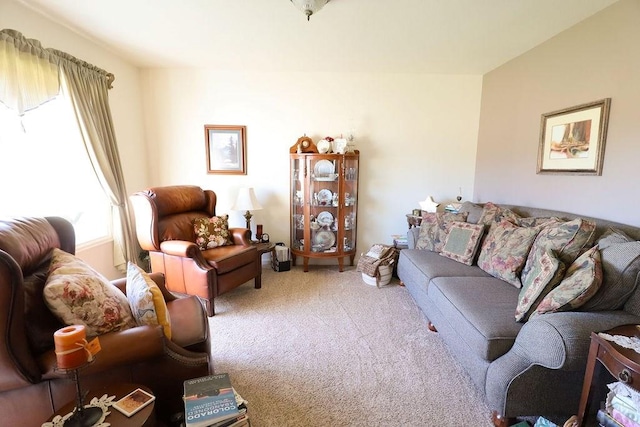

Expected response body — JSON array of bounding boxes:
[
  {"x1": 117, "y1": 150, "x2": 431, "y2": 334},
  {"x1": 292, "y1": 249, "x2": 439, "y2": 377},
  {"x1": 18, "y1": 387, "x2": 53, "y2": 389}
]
[{"x1": 290, "y1": 0, "x2": 330, "y2": 21}]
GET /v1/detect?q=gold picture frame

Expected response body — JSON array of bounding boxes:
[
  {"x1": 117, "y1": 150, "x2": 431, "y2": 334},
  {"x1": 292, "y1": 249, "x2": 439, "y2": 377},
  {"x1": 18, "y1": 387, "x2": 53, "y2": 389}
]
[
  {"x1": 537, "y1": 98, "x2": 611, "y2": 175},
  {"x1": 205, "y1": 125, "x2": 247, "y2": 175}
]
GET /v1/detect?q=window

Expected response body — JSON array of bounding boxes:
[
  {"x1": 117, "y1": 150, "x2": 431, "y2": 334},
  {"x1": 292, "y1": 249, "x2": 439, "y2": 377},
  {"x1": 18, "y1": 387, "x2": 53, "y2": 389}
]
[{"x1": 0, "y1": 96, "x2": 111, "y2": 245}]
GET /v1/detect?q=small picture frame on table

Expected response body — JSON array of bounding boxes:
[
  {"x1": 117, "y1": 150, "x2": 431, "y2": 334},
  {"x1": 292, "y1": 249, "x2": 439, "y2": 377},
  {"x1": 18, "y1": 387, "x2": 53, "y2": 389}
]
[
  {"x1": 113, "y1": 388, "x2": 155, "y2": 417},
  {"x1": 412, "y1": 209, "x2": 422, "y2": 217}
]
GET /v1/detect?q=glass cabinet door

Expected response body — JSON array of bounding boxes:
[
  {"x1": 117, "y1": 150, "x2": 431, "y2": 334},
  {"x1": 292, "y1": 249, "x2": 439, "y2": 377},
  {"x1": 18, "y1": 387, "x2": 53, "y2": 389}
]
[
  {"x1": 308, "y1": 155, "x2": 339, "y2": 254},
  {"x1": 341, "y1": 155, "x2": 358, "y2": 254},
  {"x1": 291, "y1": 156, "x2": 305, "y2": 251}
]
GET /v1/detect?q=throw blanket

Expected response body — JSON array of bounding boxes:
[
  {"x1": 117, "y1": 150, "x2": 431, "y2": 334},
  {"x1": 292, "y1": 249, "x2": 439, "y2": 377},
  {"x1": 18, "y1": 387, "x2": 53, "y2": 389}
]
[{"x1": 357, "y1": 244, "x2": 396, "y2": 277}]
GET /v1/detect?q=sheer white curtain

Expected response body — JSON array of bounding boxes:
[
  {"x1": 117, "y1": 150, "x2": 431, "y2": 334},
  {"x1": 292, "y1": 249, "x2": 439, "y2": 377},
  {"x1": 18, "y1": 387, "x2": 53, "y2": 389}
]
[{"x1": 0, "y1": 29, "x2": 137, "y2": 270}]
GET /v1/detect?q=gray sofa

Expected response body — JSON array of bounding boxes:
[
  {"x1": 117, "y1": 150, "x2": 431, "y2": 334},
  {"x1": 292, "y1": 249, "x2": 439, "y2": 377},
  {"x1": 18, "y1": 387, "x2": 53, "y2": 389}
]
[{"x1": 396, "y1": 202, "x2": 640, "y2": 424}]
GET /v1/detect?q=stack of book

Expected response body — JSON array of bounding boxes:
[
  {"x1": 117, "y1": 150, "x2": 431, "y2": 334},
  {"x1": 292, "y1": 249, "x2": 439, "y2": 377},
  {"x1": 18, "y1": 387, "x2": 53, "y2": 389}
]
[
  {"x1": 183, "y1": 373, "x2": 249, "y2": 427},
  {"x1": 597, "y1": 381, "x2": 640, "y2": 427},
  {"x1": 391, "y1": 234, "x2": 408, "y2": 248},
  {"x1": 597, "y1": 409, "x2": 624, "y2": 427},
  {"x1": 444, "y1": 203, "x2": 462, "y2": 213}
]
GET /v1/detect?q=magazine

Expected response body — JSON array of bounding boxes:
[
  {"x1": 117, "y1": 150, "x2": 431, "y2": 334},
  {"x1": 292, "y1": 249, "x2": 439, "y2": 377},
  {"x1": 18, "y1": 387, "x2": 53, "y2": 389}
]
[{"x1": 183, "y1": 374, "x2": 240, "y2": 427}]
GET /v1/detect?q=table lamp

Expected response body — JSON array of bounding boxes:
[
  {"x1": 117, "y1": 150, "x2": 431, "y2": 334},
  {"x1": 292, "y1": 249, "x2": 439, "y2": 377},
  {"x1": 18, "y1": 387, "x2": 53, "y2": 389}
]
[{"x1": 232, "y1": 187, "x2": 263, "y2": 241}]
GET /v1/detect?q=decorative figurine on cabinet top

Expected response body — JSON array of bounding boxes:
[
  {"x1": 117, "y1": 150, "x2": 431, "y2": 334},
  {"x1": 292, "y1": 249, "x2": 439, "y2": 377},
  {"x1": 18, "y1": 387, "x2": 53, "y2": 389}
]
[{"x1": 290, "y1": 135, "x2": 318, "y2": 153}]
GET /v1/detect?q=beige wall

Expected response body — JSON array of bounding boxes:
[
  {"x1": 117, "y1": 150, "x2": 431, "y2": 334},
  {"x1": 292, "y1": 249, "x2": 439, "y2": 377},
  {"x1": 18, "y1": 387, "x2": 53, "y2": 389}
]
[
  {"x1": 1, "y1": 0, "x2": 149, "y2": 278},
  {"x1": 474, "y1": 0, "x2": 640, "y2": 226},
  {"x1": 2, "y1": 0, "x2": 483, "y2": 270},
  {"x1": 139, "y1": 69, "x2": 482, "y2": 254},
  {"x1": 5, "y1": 0, "x2": 636, "y2": 275}
]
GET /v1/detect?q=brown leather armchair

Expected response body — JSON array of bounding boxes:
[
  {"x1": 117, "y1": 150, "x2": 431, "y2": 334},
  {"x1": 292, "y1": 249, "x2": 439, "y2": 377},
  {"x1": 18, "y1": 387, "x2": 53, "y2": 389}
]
[
  {"x1": 130, "y1": 185, "x2": 261, "y2": 316},
  {"x1": 0, "y1": 216, "x2": 211, "y2": 426}
]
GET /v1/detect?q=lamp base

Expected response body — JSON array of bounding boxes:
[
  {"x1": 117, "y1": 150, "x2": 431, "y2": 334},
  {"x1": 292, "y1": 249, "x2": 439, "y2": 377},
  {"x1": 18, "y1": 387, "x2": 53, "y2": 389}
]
[
  {"x1": 63, "y1": 406, "x2": 103, "y2": 427},
  {"x1": 244, "y1": 210, "x2": 253, "y2": 240}
]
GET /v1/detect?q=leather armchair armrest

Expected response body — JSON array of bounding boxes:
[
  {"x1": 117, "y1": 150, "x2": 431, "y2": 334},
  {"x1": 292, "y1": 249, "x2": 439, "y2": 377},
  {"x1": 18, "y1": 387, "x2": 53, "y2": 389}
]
[
  {"x1": 112, "y1": 276, "x2": 126, "y2": 293},
  {"x1": 229, "y1": 228, "x2": 252, "y2": 246},
  {"x1": 39, "y1": 325, "x2": 166, "y2": 380},
  {"x1": 112, "y1": 272, "x2": 175, "y2": 301},
  {"x1": 160, "y1": 240, "x2": 212, "y2": 270},
  {"x1": 160, "y1": 240, "x2": 201, "y2": 257}
]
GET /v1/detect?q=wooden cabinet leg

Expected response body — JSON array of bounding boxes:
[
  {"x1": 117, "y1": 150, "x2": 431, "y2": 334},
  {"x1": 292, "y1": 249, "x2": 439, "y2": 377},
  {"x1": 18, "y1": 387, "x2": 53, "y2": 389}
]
[
  {"x1": 303, "y1": 257, "x2": 309, "y2": 272},
  {"x1": 349, "y1": 254, "x2": 355, "y2": 266},
  {"x1": 338, "y1": 258, "x2": 344, "y2": 272}
]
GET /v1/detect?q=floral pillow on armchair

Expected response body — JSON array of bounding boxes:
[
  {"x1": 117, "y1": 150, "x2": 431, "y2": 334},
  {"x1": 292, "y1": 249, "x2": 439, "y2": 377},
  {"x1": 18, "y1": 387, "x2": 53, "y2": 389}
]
[
  {"x1": 43, "y1": 248, "x2": 136, "y2": 337},
  {"x1": 193, "y1": 215, "x2": 232, "y2": 250}
]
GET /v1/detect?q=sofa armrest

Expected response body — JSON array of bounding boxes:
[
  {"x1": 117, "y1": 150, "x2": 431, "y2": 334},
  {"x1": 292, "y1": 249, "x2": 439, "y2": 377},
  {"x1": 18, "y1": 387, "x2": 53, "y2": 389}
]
[
  {"x1": 408, "y1": 228, "x2": 420, "y2": 249},
  {"x1": 39, "y1": 325, "x2": 165, "y2": 379},
  {"x1": 485, "y1": 310, "x2": 640, "y2": 415},
  {"x1": 513, "y1": 311, "x2": 640, "y2": 370}
]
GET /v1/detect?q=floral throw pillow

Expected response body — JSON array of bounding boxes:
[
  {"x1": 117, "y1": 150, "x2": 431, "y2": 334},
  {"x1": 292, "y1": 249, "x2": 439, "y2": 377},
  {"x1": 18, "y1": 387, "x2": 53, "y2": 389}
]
[
  {"x1": 515, "y1": 250, "x2": 566, "y2": 322},
  {"x1": 477, "y1": 202, "x2": 521, "y2": 228},
  {"x1": 44, "y1": 248, "x2": 136, "y2": 337},
  {"x1": 477, "y1": 220, "x2": 541, "y2": 288},
  {"x1": 440, "y1": 222, "x2": 485, "y2": 265},
  {"x1": 194, "y1": 215, "x2": 232, "y2": 250},
  {"x1": 530, "y1": 246, "x2": 602, "y2": 318},
  {"x1": 521, "y1": 218, "x2": 596, "y2": 287},
  {"x1": 516, "y1": 217, "x2": 562, "y2": 228},
  {"x1": 415, "y1": 212, "x2": 468, "y2": 253},
  {"x1": 515, "y1": 219, "x2": 595, "y2": 322},
  {"x1": 126, "y1": 262, "x2": 172, "y2": 339}
]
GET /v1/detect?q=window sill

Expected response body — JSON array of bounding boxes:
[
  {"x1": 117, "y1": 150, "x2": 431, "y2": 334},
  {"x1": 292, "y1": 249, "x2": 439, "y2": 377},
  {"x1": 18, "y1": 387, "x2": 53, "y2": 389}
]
[{"x1": 76, "y1": 235, "x2": 113, "y2": 252}]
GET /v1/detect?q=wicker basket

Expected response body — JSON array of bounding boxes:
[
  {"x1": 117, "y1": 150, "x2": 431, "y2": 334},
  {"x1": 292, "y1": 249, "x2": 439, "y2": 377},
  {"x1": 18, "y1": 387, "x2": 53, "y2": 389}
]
[{"x1": 361, "y1": 261, "x2": 394, "y2": 287}]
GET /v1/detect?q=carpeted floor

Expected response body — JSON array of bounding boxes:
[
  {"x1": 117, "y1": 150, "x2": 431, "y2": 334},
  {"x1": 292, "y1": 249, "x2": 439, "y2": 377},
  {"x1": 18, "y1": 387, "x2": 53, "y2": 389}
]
[{"x1": 209, "y1": 266, "x2": 494, "y2": 427}]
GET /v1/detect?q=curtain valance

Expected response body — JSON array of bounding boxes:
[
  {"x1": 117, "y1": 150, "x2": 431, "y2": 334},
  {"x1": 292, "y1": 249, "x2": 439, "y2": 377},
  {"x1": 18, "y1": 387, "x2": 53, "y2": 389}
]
[{"x1": 0, "y1": 29, "x2": 114, "y2": 115}]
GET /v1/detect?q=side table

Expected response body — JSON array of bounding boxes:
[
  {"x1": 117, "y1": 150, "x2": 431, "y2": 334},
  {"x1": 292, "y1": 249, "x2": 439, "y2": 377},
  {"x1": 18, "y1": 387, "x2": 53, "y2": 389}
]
[
  {"x1": 406, "y1": 214, "x2": 422, "y2": 229},
  {"x1": 253, "y1": 241, "x2": 276, "y2": 260},
  {"x1": 253, "y1": 242, "x2": 276, "y2": 274},
  {"x1": 47, "y1": 383, "x2": 156, "y2": 427},
  {"x1": 577, "y1": 324, "x2": 640, "y2": 426}
]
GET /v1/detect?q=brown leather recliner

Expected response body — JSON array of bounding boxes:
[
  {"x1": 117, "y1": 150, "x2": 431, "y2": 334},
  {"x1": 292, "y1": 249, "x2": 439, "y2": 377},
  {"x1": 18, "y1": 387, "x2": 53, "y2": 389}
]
[
  {"x1": 0, "y1": 216, "x2": 212, "y2": 426},
  {"x1": 130, "y1": 185, "x2": 261, "y2": 316}
]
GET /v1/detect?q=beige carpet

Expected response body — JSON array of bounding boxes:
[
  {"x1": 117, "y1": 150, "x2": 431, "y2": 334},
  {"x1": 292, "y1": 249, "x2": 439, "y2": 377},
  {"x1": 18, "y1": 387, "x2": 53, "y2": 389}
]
[{"x1": 209, "y1": 266, "x2": 494, "y2": 427}]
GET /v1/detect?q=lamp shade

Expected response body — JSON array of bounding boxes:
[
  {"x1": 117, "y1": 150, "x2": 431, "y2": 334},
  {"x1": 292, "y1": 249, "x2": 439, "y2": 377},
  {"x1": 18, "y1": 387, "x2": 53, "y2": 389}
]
[{"x1": 232, "y1": 187, "x2": 263, "y2": 211}]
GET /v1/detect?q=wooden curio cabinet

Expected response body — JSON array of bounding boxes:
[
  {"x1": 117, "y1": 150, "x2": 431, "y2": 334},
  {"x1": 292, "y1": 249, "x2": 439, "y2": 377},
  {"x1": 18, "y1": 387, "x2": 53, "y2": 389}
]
[{"x1": 290, "y1": 151, "x2": 359, "y2": 272}]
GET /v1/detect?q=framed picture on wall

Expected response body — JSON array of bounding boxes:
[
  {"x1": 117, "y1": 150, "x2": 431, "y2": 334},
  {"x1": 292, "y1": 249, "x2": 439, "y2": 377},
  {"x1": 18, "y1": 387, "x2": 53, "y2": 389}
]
[
  {"x1": 205, "y1": 125, "x2": 247, "y2": 175},
  {"x1": 537, "y1": 98, "x2": 611, "y2": 175}
]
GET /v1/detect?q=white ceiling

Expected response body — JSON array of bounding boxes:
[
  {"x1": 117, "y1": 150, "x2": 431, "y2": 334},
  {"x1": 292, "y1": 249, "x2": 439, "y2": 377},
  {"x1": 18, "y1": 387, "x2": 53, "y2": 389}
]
[{"x1": 16, "y1": 0, "x2": 619, "y2": 74}]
